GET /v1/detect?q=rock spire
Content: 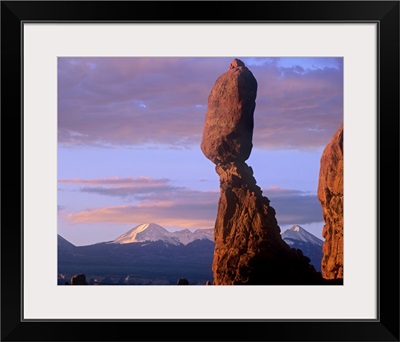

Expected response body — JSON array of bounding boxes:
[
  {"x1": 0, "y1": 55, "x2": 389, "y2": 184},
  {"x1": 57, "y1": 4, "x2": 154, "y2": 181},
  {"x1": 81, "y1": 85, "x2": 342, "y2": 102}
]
[{"x1": 201, "y1": 59, "x2": 321, "y2": 285}]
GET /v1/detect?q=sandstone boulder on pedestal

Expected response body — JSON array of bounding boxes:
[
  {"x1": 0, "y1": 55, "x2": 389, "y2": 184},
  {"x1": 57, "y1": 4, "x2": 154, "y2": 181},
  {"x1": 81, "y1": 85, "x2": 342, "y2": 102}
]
[
  {"x1": 201, "y1": 59, "x2": 257, "y2": 165},
  {"x1": 318, "y1": 124, "x2": 344, "y2": 280},
  {"x1": 201, "y1": 59, "x2": 322, "y2": 285}
]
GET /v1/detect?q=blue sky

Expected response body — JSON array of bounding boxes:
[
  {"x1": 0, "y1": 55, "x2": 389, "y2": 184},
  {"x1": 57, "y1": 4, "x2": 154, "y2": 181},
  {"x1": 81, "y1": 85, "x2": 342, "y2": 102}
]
[{"x1": 58, "y1": 57, "x2": 343, "y2": 246}]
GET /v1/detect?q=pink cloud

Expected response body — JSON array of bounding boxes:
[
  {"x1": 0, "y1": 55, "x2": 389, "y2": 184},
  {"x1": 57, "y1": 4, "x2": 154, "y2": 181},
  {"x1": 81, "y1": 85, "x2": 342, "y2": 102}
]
[
  {"x1": 263, "y1": 186, "x2": 322, "y2": 225},
  {"x1": 61, "y1": 178, "x2": 322, "y2": 228},
  {"x1": 59, "y1": 176, "x2": 181, "y2": 198},
  {"x1": 58, "y1": 57, "x2": 343, "y2": 150},
  {"x1": 64, "y1": 190, "x2": 219, "y2": 229},
  {"x1": 59, "y1": 176, "x2": 170, "y2": 187}
]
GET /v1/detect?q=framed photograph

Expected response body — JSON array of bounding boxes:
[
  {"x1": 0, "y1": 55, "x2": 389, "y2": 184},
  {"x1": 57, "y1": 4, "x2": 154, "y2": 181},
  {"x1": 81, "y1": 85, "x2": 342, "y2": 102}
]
[{"x1": 1, "y1": 1, "x2": 399, "y2": 341}]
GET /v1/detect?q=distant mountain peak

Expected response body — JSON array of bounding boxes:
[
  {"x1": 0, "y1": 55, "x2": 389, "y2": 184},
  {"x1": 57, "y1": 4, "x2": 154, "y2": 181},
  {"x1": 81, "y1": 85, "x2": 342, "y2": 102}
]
[
  {"x1": 282, "y1": 225, "x2": 323, "y2": 246},
  {"x1": 57, "y1": 234, "x2": 76, "y2": 251},
  {"x1": 135, "y1": 222, "x2": 162, "y2": 230},
  {"x1": 58, "y1": 234, "x2": 75, "y2": 245},
  {"x1": 281, "y1": 225, "x2": 323, "y2": 272},
  {"x1": 112, "y1": 223, "x2": 213, "y2": 246},
  {"x1": 289, "y1": 225, "x2": 302, "y2": 232},
  {"x1": 112, "y1": 223, "x2": 177, "y2": 245}
]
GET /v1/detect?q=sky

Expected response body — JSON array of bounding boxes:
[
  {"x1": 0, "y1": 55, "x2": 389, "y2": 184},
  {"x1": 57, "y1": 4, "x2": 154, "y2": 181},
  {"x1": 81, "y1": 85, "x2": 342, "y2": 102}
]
[{"x1": 58, "y1": 57, "x2": 343, "y2": 246}]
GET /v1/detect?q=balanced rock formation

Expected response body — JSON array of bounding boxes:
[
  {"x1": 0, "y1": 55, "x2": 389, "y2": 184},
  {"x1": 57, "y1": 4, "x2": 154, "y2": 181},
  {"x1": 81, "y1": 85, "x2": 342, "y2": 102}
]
[
  {"x1": 318, "y1": 124, "x2": 344, "y2": 280},
  {"x1": 201, "y1": 59, "x2": 322, "y2": 285}
]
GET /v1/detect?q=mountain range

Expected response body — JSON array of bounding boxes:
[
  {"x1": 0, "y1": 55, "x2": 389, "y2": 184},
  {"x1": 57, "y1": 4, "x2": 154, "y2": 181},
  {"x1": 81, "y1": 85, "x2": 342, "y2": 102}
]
[
  {"x1": 112, "y1": 223, "x2": 214, "y2": 245},
  {"x1": 58, "y1": 223, "x2": 215, "y2": 285},
  {"x1": 58, "y1": 223, "x2": 323, "y2": 285}
]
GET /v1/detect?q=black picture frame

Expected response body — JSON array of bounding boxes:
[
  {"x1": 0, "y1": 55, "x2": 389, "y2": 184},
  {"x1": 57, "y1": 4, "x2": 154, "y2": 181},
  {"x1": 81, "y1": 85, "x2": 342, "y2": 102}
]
[{"x1": 1, "y1": 1, "x2": 399, "y2": 341}]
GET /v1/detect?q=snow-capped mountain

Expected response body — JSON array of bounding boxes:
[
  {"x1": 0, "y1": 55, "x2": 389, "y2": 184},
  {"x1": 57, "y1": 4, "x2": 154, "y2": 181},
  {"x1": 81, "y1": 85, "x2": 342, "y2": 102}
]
[
  {"x1": 192, "y1": 228, "x2": 214, "y2": 242},
  {"x1": 171, "y1": 228, "x2": 214, "y2": 245},
  {"x1": 281, "y1": 225, "x2": 323, "y2": 272},
  {"x1": 112, "y1": 223, "x2": 214, "y2": 245},
  {"x1": 112, "y1": 223, "x2": 180, "y2": 245},
  {"x1": 281, "y1": 225, "x2": 323, "y2": 247},
  {"x1": 58, "y1": 232, "x2": 215, "y2": 285}
]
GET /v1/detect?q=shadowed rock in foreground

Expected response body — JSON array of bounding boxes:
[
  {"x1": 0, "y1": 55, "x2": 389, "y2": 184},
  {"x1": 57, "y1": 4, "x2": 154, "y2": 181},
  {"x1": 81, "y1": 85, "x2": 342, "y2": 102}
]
[
  {"x1": 201, "y1": 59, "x2": 322, "y2": 285},
  {"x1": 71, "y1": 273, "x2": 88, "y2": 285},
  {"x1": 177, "y1": 278, "x2": 189, "y2": 285},
  {"x1": 318, "y1": 124, "x2": 344, "y2": 280}
]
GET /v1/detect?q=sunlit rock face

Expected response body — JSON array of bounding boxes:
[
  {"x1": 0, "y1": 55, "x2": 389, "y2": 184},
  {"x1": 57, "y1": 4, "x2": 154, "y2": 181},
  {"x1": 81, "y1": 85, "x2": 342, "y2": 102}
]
[
  {"x1": 318, "y1": 124, "x2": 344, "y2": 280},
  {"x1": 201, "y1": 59, "x2": 322, "y2": 285},
  {"x1": 201, "y1": 59, "x2": 257, "y2": 165}
]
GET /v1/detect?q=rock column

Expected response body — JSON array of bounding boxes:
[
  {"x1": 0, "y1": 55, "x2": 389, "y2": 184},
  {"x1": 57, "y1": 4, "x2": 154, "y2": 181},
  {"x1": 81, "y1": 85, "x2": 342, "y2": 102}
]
[
  {"x1": 201, "y1": 59, "x2": 320, "y2": 285},
  {"x1": 318, "y1": 124, "x2": 344, "y2": 280}
]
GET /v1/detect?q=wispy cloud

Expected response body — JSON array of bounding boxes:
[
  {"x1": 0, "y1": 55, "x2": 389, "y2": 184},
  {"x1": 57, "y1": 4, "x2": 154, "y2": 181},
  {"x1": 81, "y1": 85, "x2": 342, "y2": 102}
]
[
  {"x1": 59, "y1": 176, "x2": 178, "y2": 198},
  {"x1": 264, "y1": 186, "x2": 323, "y2": 225},
  {"x1": 58, "y1": 57, "x2": 343, "y2": 150},
  {"x1": 61, "y1": 177, "x2": 322, "y2": 228},
  {"x1": 59, "y1": 176, "x2": 170, "y2": 186},
  {"x1": 64, "y1": 189, "x2": 219, "y2": 228}
]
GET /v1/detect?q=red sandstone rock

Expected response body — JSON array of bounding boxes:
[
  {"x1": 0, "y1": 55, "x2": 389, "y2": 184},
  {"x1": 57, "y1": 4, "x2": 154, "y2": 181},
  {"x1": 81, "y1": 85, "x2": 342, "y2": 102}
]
[
  {"x1": 211, "y1": 162, "x2": 320, "y2": 285},
  {"x1": 318, "y1": 124, "x2": 344, "y2": 280},
  {"x1": 200, "y1": 59, "x2": 257, "y2": 164}
]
